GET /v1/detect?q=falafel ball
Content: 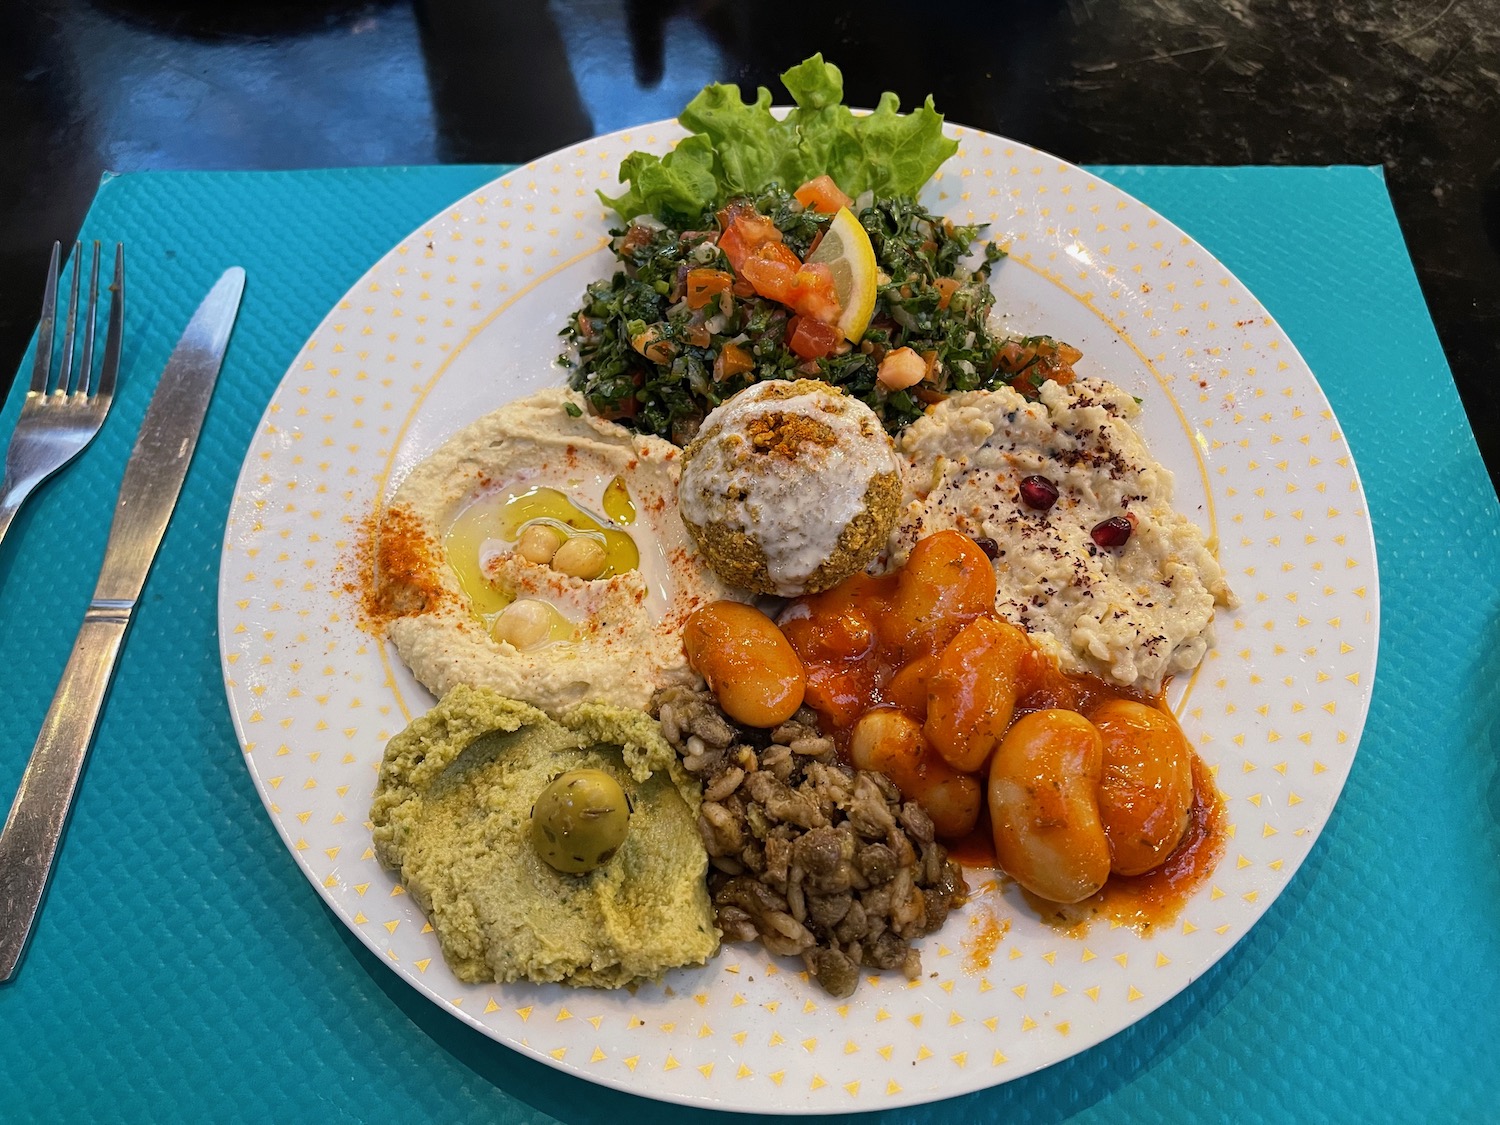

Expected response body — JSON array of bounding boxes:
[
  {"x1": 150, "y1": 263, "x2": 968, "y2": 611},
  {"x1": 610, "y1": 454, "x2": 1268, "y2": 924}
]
[{"x1": 678, "y1": 380, "x2": 903, "y2": 596}]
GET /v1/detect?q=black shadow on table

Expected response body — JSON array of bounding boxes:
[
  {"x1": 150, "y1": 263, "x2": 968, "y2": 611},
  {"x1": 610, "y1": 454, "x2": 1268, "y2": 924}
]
[
  {"x1": 85, "y1": 0, "x2": 394, "y2": 38},
  {"x1": 412, "y1": 0, "x2": 593, "y2": 164}
]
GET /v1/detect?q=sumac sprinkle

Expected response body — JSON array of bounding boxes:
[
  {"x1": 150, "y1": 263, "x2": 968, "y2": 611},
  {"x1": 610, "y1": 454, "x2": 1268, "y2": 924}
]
[
  {"x1": 973, "y1": 536, "x2": 1001, "y2": 559},
  {"x1": 1019, "y1": 475, "x2": 1060, "y2": 510},
  {"x1": 1090, "y1": 516, "x2": 1133, "y2": 548}
]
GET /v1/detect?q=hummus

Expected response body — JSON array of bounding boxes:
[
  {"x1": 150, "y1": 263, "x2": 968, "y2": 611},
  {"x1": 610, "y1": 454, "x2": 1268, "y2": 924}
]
[
  {"x1": 374, "y1": 387, "x2": 737, "y2": 713},
  {"x1": 370, "y1": 684, "x2": 718, "y2": 987},
  {"x1": 890, "y1": 379, "x2": 1235, "y2": 692}
]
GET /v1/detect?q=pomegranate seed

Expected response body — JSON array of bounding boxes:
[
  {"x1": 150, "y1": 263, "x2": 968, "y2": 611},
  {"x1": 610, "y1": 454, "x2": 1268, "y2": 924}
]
[
  {"x1": 1090, "y1": 516, "x2": 1133, "y2": 548},
  {"x1": 1019, "y1": 475, "x2": 1059, "y2": 510},
  {"x1": 973, "y1": 536, "x2": 1000, "y2": 559}
]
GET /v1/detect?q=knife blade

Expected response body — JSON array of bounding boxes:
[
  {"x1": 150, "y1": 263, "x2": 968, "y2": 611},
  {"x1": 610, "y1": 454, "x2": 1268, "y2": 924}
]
[{"x1": 0, "y1": 267, "x2": 245, "y2": 982}]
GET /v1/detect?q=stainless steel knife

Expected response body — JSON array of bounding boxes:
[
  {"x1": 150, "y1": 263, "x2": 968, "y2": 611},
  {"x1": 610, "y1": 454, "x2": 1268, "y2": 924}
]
[{"x1": 0, "y1": 267, "x2": 245, "y2": 982}]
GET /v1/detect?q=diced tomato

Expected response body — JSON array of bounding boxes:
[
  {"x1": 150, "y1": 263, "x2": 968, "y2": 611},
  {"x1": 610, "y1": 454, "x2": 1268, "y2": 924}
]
[
  {"x1": 743, "y1": 215, "x2": 782, "y2": 244},
  {"x1": 779, "y1": 572, "x2": 898, "y2": 732},
  {"x1": 684, "y1": 268, "x2": 733, "y2": 310},
  {"x1": 630, "y1": 325, "x2": 677, "y2": 365},
  {"x1": 787, "y1": 261, "x2": 841, "y2": 325},
  {"x1": 713, "y1": 342, "x2": 754, "y2": 381},
  {"x1": 596, "y1": 390, "x2": 638, "y2": 421},
  {"x1": 786, "y1": 315, "x2": 843, "y2": 360},
  {"x1": 994, "y1": 339, "x2": 1036, "y2": 372},
  {"x1": 793, "y1": 174, "x2": 854, "y2": 215},
  {"x1": 717, "y1": 223, "x2": 750, "y2": 271},
  {"x1": 617, "y1": 223, "x2": 655, "y2": 255},
  {"x1": 716, "y1": 201, "x2": 783, "y2": 271},
  {"x1": 716, "y1": 199, "x2": 763, "y2": 230},
  {"x1": 739, "y1": 241, "x2": 802, "y2": 303}
]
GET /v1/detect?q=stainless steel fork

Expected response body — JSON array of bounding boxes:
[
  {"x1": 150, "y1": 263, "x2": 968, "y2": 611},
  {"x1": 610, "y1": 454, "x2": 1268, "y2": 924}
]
[{"x1": 0, "y1": 241, "x2": 124, "y2": 549}]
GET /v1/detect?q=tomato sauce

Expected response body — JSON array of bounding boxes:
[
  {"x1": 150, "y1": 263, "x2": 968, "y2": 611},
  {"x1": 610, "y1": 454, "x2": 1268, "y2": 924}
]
[
  {"x1": 1025, "y1": 755, "x2": 1227, "y2": 933},
  {"x1": 896, "y1": 704, "x2": 1225, "y2": 929},
  {"x1": 779, "y1": 528, "x2": 1228, "y2": 929}
]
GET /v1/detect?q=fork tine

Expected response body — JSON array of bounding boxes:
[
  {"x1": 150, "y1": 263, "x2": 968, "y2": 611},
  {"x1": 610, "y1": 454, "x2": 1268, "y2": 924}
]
[
  {"x1": 97, "y1": 244, "x2": 124, "y2": 402},
  {"x1": 76, "y1": 242, "x2": 102, "y2": 397},
  {"x1": 57, "y1": 241, "x2": 84, "y2": 396},
  {"x1": 56, "y1": 243, "x2": 83, "y2": 396},
  {"x1": 28, "y1": 242, "x2": 61, "y2": 396}
]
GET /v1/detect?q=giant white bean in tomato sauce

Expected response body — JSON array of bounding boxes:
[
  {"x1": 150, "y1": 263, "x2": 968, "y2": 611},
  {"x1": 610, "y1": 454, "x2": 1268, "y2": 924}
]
[{"x1": 773, "y1": 529, "x2": 1226, "y2": 926}]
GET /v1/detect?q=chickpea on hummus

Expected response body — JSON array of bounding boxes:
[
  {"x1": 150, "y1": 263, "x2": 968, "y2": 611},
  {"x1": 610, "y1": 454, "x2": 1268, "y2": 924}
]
[{"x1": 373, "y1": 388, "x2": 739, "y2": 714}]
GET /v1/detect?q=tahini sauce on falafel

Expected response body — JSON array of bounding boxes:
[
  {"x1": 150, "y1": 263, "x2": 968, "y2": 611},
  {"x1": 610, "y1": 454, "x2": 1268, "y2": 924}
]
[{"x1": 678, "y1": 381, "x2": 903, "y2": 596}]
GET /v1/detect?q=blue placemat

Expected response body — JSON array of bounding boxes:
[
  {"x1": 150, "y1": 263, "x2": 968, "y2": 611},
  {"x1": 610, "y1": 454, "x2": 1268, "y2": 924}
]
[{"x1": 0, "y1": 164, "x2": 1495, "y2": 1124}]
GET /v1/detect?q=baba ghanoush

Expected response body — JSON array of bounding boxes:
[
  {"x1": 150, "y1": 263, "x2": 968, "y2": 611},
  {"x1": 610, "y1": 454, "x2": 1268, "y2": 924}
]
[{"x1": 890, "y1": 378, "x2": 1236, "y2": 693}]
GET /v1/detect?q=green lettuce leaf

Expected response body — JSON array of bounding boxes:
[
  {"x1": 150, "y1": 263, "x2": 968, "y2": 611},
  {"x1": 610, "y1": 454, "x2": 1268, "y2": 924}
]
[
  {"x1": 677, "y1": 83, "x2": 784, "y2": 196},
  {"x1": 599, "y1": 134, "x2": 719, "y2": 224},
  {"x1": 600, "y1": 54, "x2": 959, "y2": 222}
]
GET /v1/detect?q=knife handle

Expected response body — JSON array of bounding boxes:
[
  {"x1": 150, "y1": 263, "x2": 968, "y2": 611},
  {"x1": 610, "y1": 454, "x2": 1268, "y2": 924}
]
[{"x1": 0, "y1": 603, "x2": 129, "y2": 981}]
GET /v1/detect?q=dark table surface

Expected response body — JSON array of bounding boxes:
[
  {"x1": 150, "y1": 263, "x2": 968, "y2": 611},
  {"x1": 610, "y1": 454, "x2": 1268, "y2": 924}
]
[{"x1": 4, "y1": 0, "x2": 1497, "y2": 495}]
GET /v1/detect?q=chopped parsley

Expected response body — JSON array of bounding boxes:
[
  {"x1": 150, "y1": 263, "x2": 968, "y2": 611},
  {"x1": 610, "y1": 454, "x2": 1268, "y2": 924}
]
[{"x1": 560, "y1": 189, "x2": 1080, "y2": 445}]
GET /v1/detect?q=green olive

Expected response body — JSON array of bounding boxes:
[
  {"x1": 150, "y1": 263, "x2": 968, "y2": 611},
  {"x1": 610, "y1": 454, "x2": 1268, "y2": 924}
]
[{"x1": 529, "y1": 768, "x2": 632, "y2": 874}]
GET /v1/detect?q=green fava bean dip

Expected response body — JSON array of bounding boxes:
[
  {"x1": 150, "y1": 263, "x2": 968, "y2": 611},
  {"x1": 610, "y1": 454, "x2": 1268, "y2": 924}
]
[{"x1": 370, "y1": 684, "x2": 718, "y2": 988}]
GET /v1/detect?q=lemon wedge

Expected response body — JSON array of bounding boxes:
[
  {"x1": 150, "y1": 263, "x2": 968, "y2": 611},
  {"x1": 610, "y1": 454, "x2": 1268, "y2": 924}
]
[{"x1": 806, "y1": 206, "x2": 878, "y2": 341}]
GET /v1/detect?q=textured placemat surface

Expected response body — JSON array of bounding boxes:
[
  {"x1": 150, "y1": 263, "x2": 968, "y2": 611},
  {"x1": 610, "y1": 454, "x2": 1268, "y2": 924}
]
[{"x1": 0, "y1": 164, "x2": 1494, "y2": 1124}]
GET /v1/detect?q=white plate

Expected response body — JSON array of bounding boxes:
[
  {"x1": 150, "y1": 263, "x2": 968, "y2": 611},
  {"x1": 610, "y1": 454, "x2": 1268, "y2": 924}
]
[{"x1": 218, "y1": 122, "x2": 1380, "y2": 1111}]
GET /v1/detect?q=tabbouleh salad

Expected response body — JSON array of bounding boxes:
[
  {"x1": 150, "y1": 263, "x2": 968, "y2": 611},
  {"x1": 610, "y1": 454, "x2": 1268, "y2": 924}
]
[{"x1": 559, "y1": 55, "x2": 1081, "y2": 445}]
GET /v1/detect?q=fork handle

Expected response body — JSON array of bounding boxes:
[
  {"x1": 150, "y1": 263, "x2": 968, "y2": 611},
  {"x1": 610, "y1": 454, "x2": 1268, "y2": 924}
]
[{"x1": 0, "y1": 602, "x2": 130, "y2": 981}]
